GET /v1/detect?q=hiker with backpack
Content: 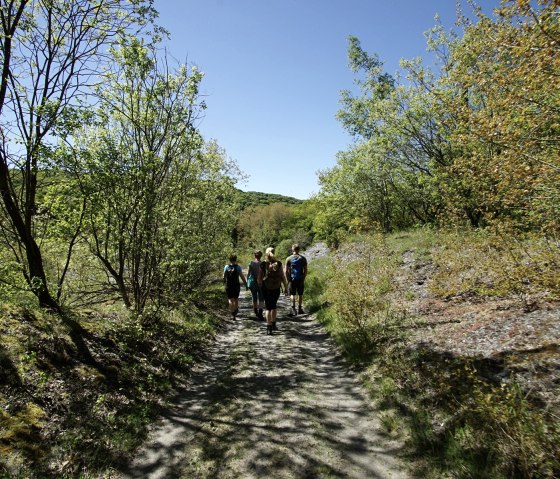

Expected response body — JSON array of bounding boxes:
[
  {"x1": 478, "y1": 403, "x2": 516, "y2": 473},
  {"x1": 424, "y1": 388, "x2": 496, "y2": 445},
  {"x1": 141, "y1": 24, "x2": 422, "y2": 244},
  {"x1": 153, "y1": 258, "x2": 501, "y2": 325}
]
[
  {"x1": 258, "y1": 246, "x2": 288, "y2": 335},
  {"x1": 223, "y1": 254, "x2": 248, "y2": 319},
  {"x1": 286, "y1": 243, "x2": 308, "y2": 316},
  {"x1": 247, "y1": 250, "x2": 265, "y2": 320}
]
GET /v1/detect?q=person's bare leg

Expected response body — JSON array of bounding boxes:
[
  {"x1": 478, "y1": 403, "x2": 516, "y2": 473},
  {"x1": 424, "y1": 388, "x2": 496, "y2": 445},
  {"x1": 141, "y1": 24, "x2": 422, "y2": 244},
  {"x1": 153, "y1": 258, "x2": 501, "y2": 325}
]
[
  {"x1": 290, "y1": 294, "x2": 297, "y2": 315},
  {"x1": 229, "y1": 298, "x2": 239, "y2": 318},
  {"x1": 266, "y1": 309, "x2": 273, "y2": 334}
]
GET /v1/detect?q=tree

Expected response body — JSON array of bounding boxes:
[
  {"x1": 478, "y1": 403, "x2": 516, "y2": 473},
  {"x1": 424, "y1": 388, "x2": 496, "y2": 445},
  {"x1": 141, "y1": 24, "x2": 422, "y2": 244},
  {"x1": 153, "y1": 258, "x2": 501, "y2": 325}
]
[
  {"x1": 236, "y1": 202, "x2": 293, "y2": 249},
  {"x1": 0, "y1": 0, "x2": 156, "y2": 309},
  {"x1": 323, "y1": 1, "x2": 559, "y2": 236},
  {"x1": 68, "y1": 41, "x2": 239, "y2": 313},
  {"x1": 439, "y1": 0, "x2": 560, "y2": 232},
  {"x1": 322, "y1": 36, "x2": 448, "y2": 234},
  {"x1": 337, "y1": 36, "x2": 396, "y2": 140}
]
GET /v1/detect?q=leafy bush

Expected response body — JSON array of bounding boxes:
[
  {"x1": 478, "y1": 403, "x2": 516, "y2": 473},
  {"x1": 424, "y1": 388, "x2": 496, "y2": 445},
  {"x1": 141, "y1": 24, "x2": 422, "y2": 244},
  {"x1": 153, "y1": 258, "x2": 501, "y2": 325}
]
[
  {"x1": 275, "y1": 239, "x2": 294, "y2": 259},
  {"x1": 430, "y1": 229, "x2": 560, "y2": 303},
  {"x1": 370, "y1": 347, "x2": 560, "y2": 479},
  {"x1": 309, "y1": 236, "x2": 411, "y2": 364}
]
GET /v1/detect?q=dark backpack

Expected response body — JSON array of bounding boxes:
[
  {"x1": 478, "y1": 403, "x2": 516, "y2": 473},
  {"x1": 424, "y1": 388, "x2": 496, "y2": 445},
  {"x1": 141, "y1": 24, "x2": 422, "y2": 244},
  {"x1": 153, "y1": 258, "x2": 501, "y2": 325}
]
[
  {"x1": 263, "y1": 261, "x2": 282, "y2": 289},
  {"x1": 224, "y1": 264, "x2": 239, "y2": 288},
  {"x1": 289, "y1": 255, "x2": 304, "y2": 281}
]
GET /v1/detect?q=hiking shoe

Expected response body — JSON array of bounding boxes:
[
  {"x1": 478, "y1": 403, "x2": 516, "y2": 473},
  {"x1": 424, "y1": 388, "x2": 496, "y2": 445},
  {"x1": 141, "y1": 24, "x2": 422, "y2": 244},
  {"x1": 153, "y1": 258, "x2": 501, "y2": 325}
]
[
  {"x1": 272, "y1": 322, "x2": 278, "y2": 331},
  {"x1": 298, "y1": 307, "x2": 305, "y2": 315},
  {"x1": 289, "y1": 306, "x2": 297, "y2": 317}
]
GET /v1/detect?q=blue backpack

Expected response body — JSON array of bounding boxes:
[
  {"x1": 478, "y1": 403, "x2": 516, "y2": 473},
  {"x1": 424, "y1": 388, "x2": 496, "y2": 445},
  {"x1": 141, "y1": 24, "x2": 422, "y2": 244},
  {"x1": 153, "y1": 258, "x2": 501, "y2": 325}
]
[{"x1": 289, "y1": 255, "x2": 304, "y2": 281}]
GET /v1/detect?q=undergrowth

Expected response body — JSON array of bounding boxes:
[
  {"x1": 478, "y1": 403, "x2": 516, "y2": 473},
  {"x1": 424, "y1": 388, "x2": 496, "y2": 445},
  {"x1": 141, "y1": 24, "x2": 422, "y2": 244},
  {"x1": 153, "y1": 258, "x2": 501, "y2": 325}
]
[
  {"x1": 369, "y1": 345, "x2": 560, "y2": 479},
  {"x1": 0, "y1": 287, "x2": 224, "y2": 478},
  {"x1": 307, "y1": 229, "x2": 560, "y2": 478},
  {"x1": 430, "y1": 228, "x2": 560, "y2": 303}
]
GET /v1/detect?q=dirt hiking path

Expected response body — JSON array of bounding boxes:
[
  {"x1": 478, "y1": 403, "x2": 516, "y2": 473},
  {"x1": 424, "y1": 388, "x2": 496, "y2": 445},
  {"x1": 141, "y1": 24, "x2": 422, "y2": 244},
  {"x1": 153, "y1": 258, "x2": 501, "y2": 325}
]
[{"x1": 116, "y1": 292, "x2": 411, "y2": 479}]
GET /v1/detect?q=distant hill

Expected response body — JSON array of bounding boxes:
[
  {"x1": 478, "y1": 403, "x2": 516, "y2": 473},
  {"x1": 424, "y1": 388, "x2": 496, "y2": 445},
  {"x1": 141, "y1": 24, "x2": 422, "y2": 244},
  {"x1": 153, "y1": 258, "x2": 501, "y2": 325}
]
[{"x1": 236, "y1": 190, "x2": 303, "y2": 209}]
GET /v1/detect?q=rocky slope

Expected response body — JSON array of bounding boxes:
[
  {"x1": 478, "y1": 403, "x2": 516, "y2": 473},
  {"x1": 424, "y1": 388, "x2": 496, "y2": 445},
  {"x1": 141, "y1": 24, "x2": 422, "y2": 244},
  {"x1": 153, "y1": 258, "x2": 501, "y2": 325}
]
[{"x1": 394, "y1": 248, "x2": 560, "y2": 414}]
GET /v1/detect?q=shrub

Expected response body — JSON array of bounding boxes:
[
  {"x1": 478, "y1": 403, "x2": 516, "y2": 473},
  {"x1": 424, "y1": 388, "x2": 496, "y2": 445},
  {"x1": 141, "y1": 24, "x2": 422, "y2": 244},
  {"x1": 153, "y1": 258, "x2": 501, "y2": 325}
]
[
  {"x1": 311, "y1": 228, "x2": 560, "y2": 478},
  {"x1": 430, "y1": 229, "x2": 560, "y2": 303},
  {"x1": 313, "y1": 236, "x2": 412, "y2": 364}
]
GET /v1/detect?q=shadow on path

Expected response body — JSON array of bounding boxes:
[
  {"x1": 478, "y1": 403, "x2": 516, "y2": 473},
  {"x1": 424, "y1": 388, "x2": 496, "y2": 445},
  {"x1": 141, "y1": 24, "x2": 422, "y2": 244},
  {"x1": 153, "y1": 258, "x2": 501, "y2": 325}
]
[{"x1": 118, "y1": 292, "x2": 410, "y2": 479}]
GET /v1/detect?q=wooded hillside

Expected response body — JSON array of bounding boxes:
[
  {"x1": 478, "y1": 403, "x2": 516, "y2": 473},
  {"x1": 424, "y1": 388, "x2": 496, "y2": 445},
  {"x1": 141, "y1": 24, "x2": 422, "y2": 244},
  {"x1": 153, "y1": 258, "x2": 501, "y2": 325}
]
[{"x1": 236, "y1": 190, "x2": 303, "y2": 209}]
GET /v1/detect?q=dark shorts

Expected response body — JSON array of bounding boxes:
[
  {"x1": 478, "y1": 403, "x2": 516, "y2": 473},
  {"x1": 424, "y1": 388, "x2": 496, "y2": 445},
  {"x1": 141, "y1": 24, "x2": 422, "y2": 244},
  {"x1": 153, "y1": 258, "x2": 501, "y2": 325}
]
[
  {"x1": 225, "y1": 284, "x2": 240, "y2": 299},
  {"x1": 262, "y1": 285, "x2": 281, "y2": 310},
  {"x1": 288, "y1": 278, "x2": 305, "y2": 296}
]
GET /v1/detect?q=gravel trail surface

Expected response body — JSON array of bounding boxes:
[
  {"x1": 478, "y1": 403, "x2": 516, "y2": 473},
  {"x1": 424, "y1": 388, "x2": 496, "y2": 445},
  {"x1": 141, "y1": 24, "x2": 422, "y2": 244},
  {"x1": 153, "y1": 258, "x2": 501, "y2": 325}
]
[{"x1": 117, "y1": 290, "x2": 410, "y2": 479}]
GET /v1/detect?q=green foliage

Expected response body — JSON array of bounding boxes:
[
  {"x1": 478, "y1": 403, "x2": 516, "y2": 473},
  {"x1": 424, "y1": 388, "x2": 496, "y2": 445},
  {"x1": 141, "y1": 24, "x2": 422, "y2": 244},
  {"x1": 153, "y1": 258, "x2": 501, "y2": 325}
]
[
  {"x1": 308, "y1": 236, "x2": 411, "y2": 364},
  {"x1": 54, "y1": 41, "x2": 241, "y2": 313},
  {"x1": 438, "y1": 0, "x2": 560, "y2": 233},
  {"x1": 236, "y1": 200, "x2": 316, "y2": 254},
  {"x1": 370, "y1": 347, "x2": 560, "y2": 479},
  {"x1": 386, "y1": 225, "x2": 439, "y2": 260},
  {"x1": 310, "y1": 190, "x2": 352, "y2": 246},
  {"x1": 430, "y1": 228, "x2": 560, "y2": 301},
  {"x1": 278, "y1": 201, "x2": 316, "y2": 247},
  {"x1": 236, "y1": 202, "x2": 293, "y2": 249},
  {"x1": 322, "y1": 1, "x2": 559, "y2": 237},
  {"x1": 275, "y1": 239, "x2": 294, "y2": 259},
  {"x1": 0, "y1": 252, "x2": 35, "y2": 306},
  {"x1": 0, "y1": 0, "x2": 158, "y2": 309},
  {"x1": 0, "y1": 298, "x2": 222, "y2": 478},
  {"x1": 299, "y1": 255, "x2": 332, "y2": 316},
  {"x1": 337, "y1": 36, "x2": 396, "y2": 139},
  {"x1": 307, "y1": 228, "x2": 560, "y2": 478},
  {"x1": 320, "y1": 33, "x2": 449, "y2": 236}
]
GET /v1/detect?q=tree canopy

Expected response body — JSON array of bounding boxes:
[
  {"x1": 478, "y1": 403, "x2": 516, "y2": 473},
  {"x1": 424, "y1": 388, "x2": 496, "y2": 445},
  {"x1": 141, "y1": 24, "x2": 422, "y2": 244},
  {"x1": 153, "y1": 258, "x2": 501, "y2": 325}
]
[
  {"x1": 0, "y1": 1, "x2": 242, "y2": 313},
  {"x1": 316, "y1": 0, "x2": 559, "y2": 237}
]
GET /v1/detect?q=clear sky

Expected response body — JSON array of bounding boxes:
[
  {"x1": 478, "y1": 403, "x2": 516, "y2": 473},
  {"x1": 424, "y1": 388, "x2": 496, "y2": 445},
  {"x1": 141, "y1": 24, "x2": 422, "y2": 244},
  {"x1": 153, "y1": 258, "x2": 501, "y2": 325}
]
[{"x1": 154, "y1": 0, "x2": 498, "y2": 199}]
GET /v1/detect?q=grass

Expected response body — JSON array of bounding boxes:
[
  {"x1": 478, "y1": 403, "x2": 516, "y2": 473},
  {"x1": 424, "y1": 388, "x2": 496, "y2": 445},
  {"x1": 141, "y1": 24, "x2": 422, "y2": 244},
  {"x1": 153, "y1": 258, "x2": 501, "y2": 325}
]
[
  {"x1": 429, "y1": 228, "x2": 560, "y2": 302},
  {"x1": 381, "y1": 347, "x2": 560, "y2": 478},
  {"x1": 306, "y1": 229, "x2": 560, "y2": 479},
  {"x1": 0, "y1": 286, "x2": 225, "y2": 478}
]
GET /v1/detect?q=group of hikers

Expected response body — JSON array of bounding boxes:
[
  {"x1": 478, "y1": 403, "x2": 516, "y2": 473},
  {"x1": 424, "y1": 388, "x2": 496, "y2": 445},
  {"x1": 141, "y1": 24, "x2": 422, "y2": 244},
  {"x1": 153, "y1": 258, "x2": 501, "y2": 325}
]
[{"x1": 223, "y1": 244, "x2": 308, "y2": 335}]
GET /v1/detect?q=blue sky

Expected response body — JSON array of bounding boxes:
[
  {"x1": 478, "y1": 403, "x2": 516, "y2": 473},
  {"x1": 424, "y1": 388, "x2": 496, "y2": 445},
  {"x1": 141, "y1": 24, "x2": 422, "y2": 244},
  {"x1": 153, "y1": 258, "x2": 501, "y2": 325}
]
[{"x1": 154, "y1": 0, "x2": 498, "y2": 199}]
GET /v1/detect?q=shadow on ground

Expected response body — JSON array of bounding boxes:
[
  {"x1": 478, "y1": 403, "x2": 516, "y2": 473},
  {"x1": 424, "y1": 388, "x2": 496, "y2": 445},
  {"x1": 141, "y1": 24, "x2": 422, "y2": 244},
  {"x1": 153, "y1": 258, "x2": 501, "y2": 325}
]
[{"x1": 120, "y1": 293, "x2": 409, "y2": 479}]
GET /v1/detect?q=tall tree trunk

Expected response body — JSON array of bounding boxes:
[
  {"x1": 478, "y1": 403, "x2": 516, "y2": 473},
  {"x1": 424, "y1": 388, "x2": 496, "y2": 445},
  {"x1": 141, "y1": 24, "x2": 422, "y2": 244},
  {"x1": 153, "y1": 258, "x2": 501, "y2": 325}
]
[
  {"x1": 27, "y1": 239, "x2": 60, "y2": 311},
  {"x1": 0, "y1": 166, "x2": 59, "y2": 311},
  {"x1": 0, "y1": 1, "x2": 58, "y2": 311}
]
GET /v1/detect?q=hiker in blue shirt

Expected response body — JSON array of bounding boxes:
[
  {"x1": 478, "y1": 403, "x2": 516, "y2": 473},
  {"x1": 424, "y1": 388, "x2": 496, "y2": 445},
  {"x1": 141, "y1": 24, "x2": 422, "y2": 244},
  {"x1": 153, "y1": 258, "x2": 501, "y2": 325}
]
[
  {"x1": 285, "y1": 243, "x2": 308, "y2": 317},
  {"x1": 223, "y1": 254, "x2": 247, "y2": 319}
]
